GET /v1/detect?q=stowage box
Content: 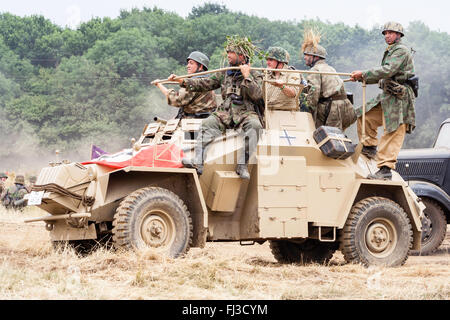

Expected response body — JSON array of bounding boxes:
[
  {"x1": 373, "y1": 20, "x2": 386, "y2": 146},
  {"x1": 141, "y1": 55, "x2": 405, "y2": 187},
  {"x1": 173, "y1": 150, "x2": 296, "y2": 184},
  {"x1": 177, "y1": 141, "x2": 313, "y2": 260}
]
[{"x1": 313, "y1": 126, "x2": 355, "y2": 160}]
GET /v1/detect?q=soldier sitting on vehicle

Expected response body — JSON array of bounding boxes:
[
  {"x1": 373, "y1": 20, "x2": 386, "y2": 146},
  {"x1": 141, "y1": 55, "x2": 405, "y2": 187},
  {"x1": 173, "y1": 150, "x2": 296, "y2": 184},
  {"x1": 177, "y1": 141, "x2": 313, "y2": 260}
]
[
  {"x1": 169, "y1": 36, "x2": 264, "y2": 180},
  {"x1": 263, "y1": 46, "x2": 304, "y2": 111},
  {"x1": 0, "y1": 174, "x2": 29, "y2": 210},
  {"x1": 154, "y1": 51, "x2": 217, "y2": 119},
  {"x1": 301, "y1": 28, "x2": 356, "y2": 131}
]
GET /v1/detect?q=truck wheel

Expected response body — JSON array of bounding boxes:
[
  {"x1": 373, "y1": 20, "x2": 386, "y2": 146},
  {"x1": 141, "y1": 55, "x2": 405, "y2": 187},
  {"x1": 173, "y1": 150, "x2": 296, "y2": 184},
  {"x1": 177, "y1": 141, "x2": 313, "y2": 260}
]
[
  {"x1": 412, "y1": 198, "x2": 447, "y2": 255},
  {"x1": 269, "y1": 239, "x2": 336, "y2": 265},
  {"x1": 112, "y1": 187, "x2": 192, "y2": 258},
  {"x1": 340, "y1": 197, "x2": 413, "y2": 267}
]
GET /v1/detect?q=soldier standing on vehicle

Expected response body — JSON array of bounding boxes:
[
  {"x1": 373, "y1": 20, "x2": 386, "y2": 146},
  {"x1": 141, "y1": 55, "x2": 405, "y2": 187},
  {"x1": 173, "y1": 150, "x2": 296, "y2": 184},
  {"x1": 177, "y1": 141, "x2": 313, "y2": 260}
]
[
  {"x1": 263, "y1": 46, "x2": 303, "y2": 111},
  {"x1": 154, "y1": 51, "x2": 217, "y2": 119},
  {"x1": 351, "y1": 22, "x2": 416, "y2": 180},
  {"x1": 301, "y1": 29, "x2": 356, "y2": 130},
  {"x1": 170, "y1": 36, "x2": 264, "y2": 180},
  {"x1": 0, "y1": 174, "x2": 29, "y2": 210}
]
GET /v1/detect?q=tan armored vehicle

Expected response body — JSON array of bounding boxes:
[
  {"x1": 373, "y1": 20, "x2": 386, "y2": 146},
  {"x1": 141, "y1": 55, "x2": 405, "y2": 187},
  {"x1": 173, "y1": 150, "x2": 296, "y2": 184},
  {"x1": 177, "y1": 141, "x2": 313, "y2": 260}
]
[{"x1": 25, "y1": 68, "x2": 424, "y2": 267}]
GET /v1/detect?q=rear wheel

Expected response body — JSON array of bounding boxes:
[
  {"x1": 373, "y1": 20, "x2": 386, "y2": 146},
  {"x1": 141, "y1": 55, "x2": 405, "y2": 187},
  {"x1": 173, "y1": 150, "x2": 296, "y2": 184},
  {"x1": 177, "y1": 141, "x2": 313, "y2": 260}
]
[
  {"x1": 340, "y1": 197, "x2": 413, "y2": 267},
  {"x1": 112, "y1": 187, "x2": 192, "y2": 258},
  {"x1": 412, "y1": 198, "x2": 447, "y2": 255},
  {"x1": 270, "y1": 239, "x2": 337, "y2": 265}
]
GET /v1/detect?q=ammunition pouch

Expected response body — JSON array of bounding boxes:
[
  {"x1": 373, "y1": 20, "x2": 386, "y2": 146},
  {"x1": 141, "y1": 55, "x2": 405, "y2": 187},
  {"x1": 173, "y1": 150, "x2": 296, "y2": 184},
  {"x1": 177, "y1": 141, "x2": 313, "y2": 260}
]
[
  {"x1": 379, "y1": 79, "x2": 407, "y2": 99},
  {"x1": 406, "y1": 76, "x2": 419, "y2": 98}
]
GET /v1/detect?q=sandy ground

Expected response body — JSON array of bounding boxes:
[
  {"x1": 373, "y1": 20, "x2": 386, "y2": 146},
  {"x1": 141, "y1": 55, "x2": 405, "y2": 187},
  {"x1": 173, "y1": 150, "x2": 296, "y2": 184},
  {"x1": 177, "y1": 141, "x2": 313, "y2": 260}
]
[{"x1": 0, "y1": 207, "x2": 448, "y2": 300}]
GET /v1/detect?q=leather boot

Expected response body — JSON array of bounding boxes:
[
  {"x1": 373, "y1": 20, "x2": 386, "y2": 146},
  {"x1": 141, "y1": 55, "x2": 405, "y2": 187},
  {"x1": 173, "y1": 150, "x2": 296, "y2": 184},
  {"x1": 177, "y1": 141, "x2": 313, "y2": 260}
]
[
  {"x1": 182, "y1": 150, "x2": 203, "y2": 175},
  {"x1": 368, "y1": 166, "x2": 392, "y2": 180},
  {"x1": 236, "y1": 164, "x2": 250, "y2": 180},
  {"x1": 362, "y1": 145, "x2": 377, "y2": 159}
]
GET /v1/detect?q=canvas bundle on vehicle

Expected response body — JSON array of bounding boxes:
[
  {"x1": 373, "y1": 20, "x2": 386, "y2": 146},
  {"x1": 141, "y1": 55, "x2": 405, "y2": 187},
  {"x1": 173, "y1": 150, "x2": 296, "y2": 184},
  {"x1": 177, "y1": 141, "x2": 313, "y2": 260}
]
[{"x1": 313, "y1": 126, "x2": 355, "y2": 160}]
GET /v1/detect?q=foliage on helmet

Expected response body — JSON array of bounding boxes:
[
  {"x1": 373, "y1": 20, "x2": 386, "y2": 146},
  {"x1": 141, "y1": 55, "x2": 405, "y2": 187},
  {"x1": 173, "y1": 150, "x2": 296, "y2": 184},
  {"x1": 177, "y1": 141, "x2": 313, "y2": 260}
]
[
  {"x1": 301, "y1": 27, "x2": 327, "y2": 59},
  {"x1": 224, "y1": 35, "x2": 267, "y2": 63},
  {"x1": 267, "y1": 47, "x2": 290, "y2": 64},
  {"x1": 382, "y1": 21, "x2": 405, "y2": 37}
]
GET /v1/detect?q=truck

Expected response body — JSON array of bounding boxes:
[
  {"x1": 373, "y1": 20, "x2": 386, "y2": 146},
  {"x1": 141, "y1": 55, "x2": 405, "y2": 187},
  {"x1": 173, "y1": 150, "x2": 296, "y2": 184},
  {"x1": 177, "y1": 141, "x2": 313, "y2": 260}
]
[{"x1": 397, "y1": 118, "x2": 450, "y2": 254}]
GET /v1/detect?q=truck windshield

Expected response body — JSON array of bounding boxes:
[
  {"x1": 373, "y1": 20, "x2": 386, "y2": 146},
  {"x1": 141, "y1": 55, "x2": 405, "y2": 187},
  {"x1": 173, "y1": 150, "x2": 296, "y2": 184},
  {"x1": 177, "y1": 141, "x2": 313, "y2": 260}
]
[{"x1": 434, "y1": 122, "x2": 450, "y2": 149}]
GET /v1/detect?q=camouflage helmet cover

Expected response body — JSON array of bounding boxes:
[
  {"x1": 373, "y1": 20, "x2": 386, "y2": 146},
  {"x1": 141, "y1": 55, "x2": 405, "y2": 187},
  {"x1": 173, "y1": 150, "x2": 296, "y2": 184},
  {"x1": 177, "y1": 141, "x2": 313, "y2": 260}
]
[
  {"x1": 187, "y1": 51, "x2": 210, "y2": 71},
  {"x1": 15, "y1": 175, "x2": 25, "y2": 184},
  {"x1": 303, "y1": 44, "x2": 327, "y2": 59},
  {"x1": 0, "y1": 172, "x2": 7, "y2": 178},
  {"x1": 382, "y1": 21, "x2": 404, "y2": 37},
  {"x1": 267, "y1": 46, "x2": 290, "y2": 64}
]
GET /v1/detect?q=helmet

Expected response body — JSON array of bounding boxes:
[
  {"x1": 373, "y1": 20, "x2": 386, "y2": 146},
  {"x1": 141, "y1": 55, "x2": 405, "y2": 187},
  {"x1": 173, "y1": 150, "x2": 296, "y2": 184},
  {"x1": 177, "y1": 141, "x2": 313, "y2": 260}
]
[
  {"x1": 382, "y1": 21, "x2": 404, "y2": 37},
  {"x1": 303, "y1": 44, "x2": 327, "y2": 59},
  {"x1": 187, "y1": 51, "x2": 210, "y2": 71},
  {"x1": 29, "y1": 176, "x2": 37, "y2": 183},
  {"x1": 0, "y1": 172, "x2": 7, "y2": 179},
  {"x1": 15, "y1": 175, "x2": 25, "y2": 184},
  {"x1": 225, "y1": 35, "x2": 257, "y2": 60},
  {"x1": 267, "y1": 47, "x2": 290, "y2": 64}
]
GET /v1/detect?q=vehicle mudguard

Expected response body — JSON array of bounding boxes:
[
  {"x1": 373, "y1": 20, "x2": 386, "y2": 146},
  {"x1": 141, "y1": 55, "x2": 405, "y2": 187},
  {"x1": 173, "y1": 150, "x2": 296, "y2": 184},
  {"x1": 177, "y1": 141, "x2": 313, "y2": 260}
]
[{"x1": 409, "y1": 180, "x2": 450, "y2": 213}]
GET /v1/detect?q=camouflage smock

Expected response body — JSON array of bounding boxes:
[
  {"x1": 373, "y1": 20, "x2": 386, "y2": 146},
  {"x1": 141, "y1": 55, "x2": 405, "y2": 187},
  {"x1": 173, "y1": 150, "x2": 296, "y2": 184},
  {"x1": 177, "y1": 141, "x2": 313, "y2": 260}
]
[
  {"x1": 181, "y1": 70, "x2": 263, "y2": 126},
  {"x1": 0, "y1": 184, "x2": 28, "y2": 208},
  {"x1": 306, "y1": 60, "x2": 356, "y2": 130},
  {"x1": 263, "y1": 68, "x2": 303, "y2": 111},
  {"x1": 167, "y1": 76, "x2": 217, "y2": 117},
  {"x1": 360, "y1": 41, "x2": 416, "y2": 133}
]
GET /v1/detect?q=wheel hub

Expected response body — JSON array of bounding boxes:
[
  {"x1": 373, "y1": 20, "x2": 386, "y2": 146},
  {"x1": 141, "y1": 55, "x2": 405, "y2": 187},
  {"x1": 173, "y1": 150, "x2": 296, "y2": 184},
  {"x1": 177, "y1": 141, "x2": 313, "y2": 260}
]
[
  {"x1": 365, "y1": 219, "x2": 397, "y2": 256},
  {"x1": 421, "y1": 215, "x2": 432, "y2": 242},
  {"x1": 141, "y1": 212, "x2": 174, "y2": 248}
]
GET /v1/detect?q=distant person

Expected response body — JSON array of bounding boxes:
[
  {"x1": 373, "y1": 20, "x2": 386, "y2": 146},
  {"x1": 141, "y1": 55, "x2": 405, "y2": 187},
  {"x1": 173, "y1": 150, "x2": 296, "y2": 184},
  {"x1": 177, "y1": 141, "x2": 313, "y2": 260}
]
[
  {"x1": 351, "y1": 22, "x2": 417, "y2": 180},
  {"x1": 301, "y1": 29, "x2": 356, "y2": 130},
  {"x1": 0, "y1": 172, "x2": 7, "y2": 195},
  {"x1": 154, "y1": 51, "x2": 216, "y2": 119},
  {"x1": 263, "y1": 46, "x2": 304, "y2": 111},
  {"x1": 0, "y1": 174, "x2": 29, "y2": 210}
]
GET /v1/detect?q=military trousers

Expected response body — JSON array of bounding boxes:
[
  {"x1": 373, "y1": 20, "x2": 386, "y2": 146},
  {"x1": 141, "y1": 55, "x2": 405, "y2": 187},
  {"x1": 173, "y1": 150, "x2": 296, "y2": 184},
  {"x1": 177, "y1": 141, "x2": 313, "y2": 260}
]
[
  {"x1": 193, "y1": 113, "x2": 262, "y2": 165},
  {"x1": 357, "y1": 104, "x2": 406, "y2": 170}
]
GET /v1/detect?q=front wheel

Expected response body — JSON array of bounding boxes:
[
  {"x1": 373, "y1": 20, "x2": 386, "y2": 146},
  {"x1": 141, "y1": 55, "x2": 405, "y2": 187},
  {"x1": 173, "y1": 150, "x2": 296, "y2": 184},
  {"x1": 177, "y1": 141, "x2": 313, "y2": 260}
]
[
  {"x1": 112, "y1": 187, "x2": 193, "y2": 258},
  {"x1": 340, "y1": 197, "x2": 413, "y2": 267}
]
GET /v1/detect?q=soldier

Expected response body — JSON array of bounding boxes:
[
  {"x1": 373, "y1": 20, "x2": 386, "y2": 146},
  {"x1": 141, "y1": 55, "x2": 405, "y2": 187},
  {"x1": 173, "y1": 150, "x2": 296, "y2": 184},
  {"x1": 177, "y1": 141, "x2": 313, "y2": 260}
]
[
  {"x1": 0, "y1": 174, "x2": 29, "y2": 210},
  {"x1": 351, "y1": 22, "x2": 416, "y2": 180},
  {"x1": 263, "y1": 46, "x2": 304, "y2": 111},
  {"x1": 301, "y1": 30, "x2": 356, "y2": 131},
  {"x1": 155, "y1": 51, "x2": 217, "y2": 119},
  {"x1": 0, "y1": 172, "x2": 7, "y2": 196},
  {"x1": 170, "y1": 36, "x2": 264, "y2": 179}
]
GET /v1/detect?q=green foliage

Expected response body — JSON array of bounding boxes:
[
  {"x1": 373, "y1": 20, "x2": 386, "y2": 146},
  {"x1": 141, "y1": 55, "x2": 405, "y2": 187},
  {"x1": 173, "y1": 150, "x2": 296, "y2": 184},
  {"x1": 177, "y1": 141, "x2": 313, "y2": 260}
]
[{"x1": 0, "y1": 4, "x2": 448, "y2": 161}]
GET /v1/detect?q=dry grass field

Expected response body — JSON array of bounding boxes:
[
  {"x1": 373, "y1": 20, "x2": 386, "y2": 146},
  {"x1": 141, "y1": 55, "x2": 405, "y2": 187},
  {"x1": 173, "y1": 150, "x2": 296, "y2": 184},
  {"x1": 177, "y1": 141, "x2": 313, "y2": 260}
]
[{"x1": 0, "y1": 206, "x2": 448, "y2": 300}]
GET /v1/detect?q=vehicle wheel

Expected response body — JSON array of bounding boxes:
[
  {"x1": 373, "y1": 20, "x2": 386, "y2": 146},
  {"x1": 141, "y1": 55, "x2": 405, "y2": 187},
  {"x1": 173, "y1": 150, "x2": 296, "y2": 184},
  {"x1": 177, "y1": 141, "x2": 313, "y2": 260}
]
[
  {"x1": 340, "y1": 197, "x2": 413, "y2": 267},
  {"x1": 412, "y1": 198, "x2": 447, "y2": 255},
  {"x1": 269, "y1": 239, "x2": 337, "y2": 265},
  {"x1": 112, "y1": 187, "x2": 193, "y2": 258}
]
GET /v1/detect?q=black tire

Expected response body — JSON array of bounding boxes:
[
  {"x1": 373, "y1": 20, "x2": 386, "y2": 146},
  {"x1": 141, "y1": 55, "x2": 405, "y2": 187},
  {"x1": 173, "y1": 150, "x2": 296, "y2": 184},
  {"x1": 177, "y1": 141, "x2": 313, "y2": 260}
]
[
  {"x1": 269, "y1": 239, "x2": 337, "y2": 265},
  {"x1": 340, "y1": 197, "x2": 413, "y2": 267},
  {"x1": 112, "y1": 187, "x2": 192, "y2": 258},
  {"x1": 412, "y1": 198, "x2": 447, "y2": 255}
]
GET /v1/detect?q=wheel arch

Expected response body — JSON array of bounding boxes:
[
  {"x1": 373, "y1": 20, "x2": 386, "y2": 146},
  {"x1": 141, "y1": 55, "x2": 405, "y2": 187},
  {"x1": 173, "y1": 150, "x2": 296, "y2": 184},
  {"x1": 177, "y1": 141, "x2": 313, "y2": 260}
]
[
  {"x1": 101, "y1": 167, "x2": 208, "y2": 248},
  {"x1": 408, "y1": 180, "x2": 450, "y2": 223}
]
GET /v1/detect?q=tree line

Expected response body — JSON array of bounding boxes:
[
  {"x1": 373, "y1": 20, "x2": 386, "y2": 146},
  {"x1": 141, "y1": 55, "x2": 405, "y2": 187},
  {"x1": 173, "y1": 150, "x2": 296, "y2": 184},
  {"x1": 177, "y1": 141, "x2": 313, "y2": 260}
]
[{"x1": 0, "y1": 3, "x2": 449, "y2": 167}]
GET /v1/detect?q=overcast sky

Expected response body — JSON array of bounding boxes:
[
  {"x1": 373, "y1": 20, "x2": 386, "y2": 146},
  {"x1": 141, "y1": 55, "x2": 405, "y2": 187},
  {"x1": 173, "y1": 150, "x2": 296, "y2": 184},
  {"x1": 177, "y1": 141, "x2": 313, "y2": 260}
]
[{"x1": 0, "y1": 0, "x2": 448, "y2": 34}]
